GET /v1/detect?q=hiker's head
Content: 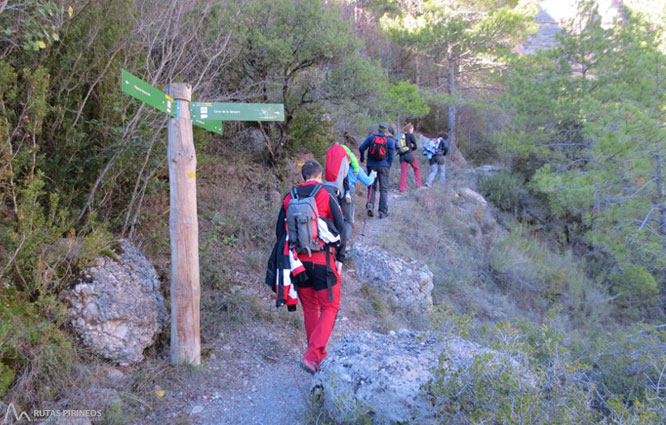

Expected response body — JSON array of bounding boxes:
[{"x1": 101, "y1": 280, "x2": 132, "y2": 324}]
[
  {"x1": 387, "y1": 126, "x2": 395, "y2": 136},
  {"x1": 439, "y1": 131, "x2": 448, "y2": 139},
  {"x1": 405, "y1": 123, "x2": 414, "y2": 133},
  {"x1": 301, "y1": 159, "x2": 323, "y2": 182},
  {"x1": 378, "y1": 121, "x2": 388, "y2": 133}
]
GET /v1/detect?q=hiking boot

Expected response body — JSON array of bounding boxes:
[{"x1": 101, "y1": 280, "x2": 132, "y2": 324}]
[
  {"x1": 301, "y1": 358, "x2": 317, "y2": 375},
  {"x1": 367, "y1": 209, "x2": 374, "y2": 217},
  {"x1": 379, "y1": 211, "x2": 390, "y2": 219}
]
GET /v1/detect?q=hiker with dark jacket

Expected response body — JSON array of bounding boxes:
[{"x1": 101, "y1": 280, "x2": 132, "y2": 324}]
[
  {"x1": 425, "y1": 132, "x2": 449, "y2": 188},
  {"x1": 324, "y1": 142, "x2": 376, "y2": 246},
  {"x1": 359, "y1": 122, "x2": 395, "y2": 219},
  {"x1": 274, "y1": 159, "x2": 346, "y2": 374},
  {"x1": 397, "y1": 123, "x2": 422, "y2": 193}
]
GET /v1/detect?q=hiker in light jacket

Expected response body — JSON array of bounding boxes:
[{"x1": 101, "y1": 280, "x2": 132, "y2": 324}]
[
  {"x1": 425, "y1": 132, "x2": 449, "y2": 188},
  {"x1": 359, "y1": 122, "x2": 395, "y2": 219}
]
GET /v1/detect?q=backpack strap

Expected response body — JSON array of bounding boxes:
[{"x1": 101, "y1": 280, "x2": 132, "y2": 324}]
[
  {"x1": 290, "y1": 187, "x2": 299, "y2": 200},
  {"x1": 309, "y1": 184, "x2": 323, "y2": 198},
  {"x1": 325, "y1": 245, "x2": 334, "y2": 302}
]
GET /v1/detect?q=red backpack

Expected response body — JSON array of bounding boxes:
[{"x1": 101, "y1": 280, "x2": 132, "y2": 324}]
[{"x1": 368, "y1": 135, "x2": 388, "y2": 161}]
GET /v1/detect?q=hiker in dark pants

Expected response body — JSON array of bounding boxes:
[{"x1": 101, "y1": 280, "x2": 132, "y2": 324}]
[
  {"x1": 398, "y1": 123, "x2": 422, "y2": 193},
  {"x1": 275, "y1": 159, "x2": 346, "y2": 373},
  {"x1": 359, "y1": 122, "x2": 395, "y2": 219}
]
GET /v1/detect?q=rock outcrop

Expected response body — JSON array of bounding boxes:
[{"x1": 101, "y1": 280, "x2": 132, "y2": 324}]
[
  {"x1": 458, "y1": 187, "x2": 488, "y2": 208},
  {"x1": 312, "y1": 330, "x2": 528, "y2": 425},
  {"x1": 64, "y1": 240, "x2": 167, "y2": 365},
  {"x1": 350, "y1": 243, "x2": 433, "y2": 314}
]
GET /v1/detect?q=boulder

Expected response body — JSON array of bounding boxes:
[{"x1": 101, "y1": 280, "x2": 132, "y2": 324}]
[
  {"x1": 350, "y1": 243, "x2": 433, "y2": 314},
  {"x1": 64, "y1": 240, "x2": 167, "y2": 365},
  {"x1": 458, "y1": 187, "x2": 488, "y2": 208},
  {"x1": 312, "y1": 330, "x2": 527, "y2": 425}
]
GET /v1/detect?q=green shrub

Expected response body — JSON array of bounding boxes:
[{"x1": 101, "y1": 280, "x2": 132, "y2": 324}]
[
  {"x1": 286, "y1": 105, "x2": 335, "y2": 164},
  {"x1": 425, "y1": 313, "x2": 600, "y2": 425},
  {"x1": 610, "y1": 264, "x2": 660, "y2": 321},
  {"x1": 0, "y1": 289, "x2": 74, "y2": 404},
  {"x1": 479, "y1": 170, "x2": 530, "y2": 215}
]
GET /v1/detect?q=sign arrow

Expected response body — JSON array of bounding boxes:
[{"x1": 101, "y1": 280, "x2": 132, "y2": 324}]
[{"x1": 121, "y1": 69, "x2": 175, "y2": 117}]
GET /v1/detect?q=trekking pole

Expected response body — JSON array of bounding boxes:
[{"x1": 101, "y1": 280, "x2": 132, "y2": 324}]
[{"x1": 361, "y1": 182, "x2": 373, "y2": 236}]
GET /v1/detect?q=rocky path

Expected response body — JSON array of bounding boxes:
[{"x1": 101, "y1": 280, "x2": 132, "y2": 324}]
[
  {"x1": 137, "y1": 186, "x2": 418, "y2": 425},
  {"x1": 139, "y1": 194, "x2": 403, "y2": 425}
]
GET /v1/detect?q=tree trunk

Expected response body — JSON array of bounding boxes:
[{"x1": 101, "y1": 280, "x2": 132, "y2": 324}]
[
  {"x1": 167, "y1": 83, "x2": 201, "y2": 366},
  {"x1": 656, "y1": 153, "x2": 666, "y2": 236},
  {"x1": 447, "y1": 58, "x2": 466, "y2": 167}
]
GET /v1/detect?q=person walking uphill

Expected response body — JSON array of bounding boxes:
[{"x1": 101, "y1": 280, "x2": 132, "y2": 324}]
[
  {"x1": 395, "y1": 123, "x2": 422, "y2": 193},
  {"x1": 359, "y1": 122, "x2": 395, "y2": 219},
  {"x1": 424, "y1": 132, "x2": 449, "y2": 188},
  {"x1": 274, "y1": 159, "x2": 346, "y2": 374},
  {"x1": 324, "y1": 142, "x2": 376, "y2": 245}
]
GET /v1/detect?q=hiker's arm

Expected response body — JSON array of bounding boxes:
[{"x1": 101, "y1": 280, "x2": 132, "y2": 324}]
[
  {"x1": 359, "y1": 137, "x2": 370, "y2": 163},
  {"x1": 408, "y1": 134, "x2": 418, "y2": 151},
  {"x1": 329, "y1": 195, "x2": 346, "y2": 263},
  {"x1": 387, "y1": 137, "x2": 395, "y2": 165},
  {"x1": 355, "y1": 167, "x2": 376, "y2": 187},
  {"x1": 275, "y1": 203, "x2": 287, "y2": 240}
]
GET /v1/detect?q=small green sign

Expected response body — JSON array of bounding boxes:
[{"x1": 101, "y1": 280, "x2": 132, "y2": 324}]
[
  {"x1": 121, "y1": 69, "x2": 175, "y2": 117},
  {"x1": 193, "y1": 119, "x2": 223, "y2": 135},
  {"x1": 190, "y1": 102, "x2": 284, "y2": 122}
]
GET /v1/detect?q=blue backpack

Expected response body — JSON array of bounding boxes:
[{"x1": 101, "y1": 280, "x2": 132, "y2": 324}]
[{"x1": 423, "y1": 138, "x2": 438, "y2": 159}]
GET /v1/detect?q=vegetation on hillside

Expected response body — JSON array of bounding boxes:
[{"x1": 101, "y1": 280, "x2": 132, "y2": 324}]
[{"x1": 1, "y1": 0, "x2": 665, "y2": 423}]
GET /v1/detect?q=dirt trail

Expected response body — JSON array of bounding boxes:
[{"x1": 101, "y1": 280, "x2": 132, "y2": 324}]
[{"x1": 139, "y1": 189, "x2": 413, "y2": 425}]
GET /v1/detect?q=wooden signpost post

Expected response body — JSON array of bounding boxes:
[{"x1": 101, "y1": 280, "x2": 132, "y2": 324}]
[{"x1": 121, "y1": 70, "x2": 284, "y2": 365}]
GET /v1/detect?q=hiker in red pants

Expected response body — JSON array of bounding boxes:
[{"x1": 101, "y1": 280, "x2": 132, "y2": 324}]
[
  {"x1": 397, "y1": 123, "x2": 422, "y2": 192},
  {"x1": 274, "y1": 159, "x2": 346, "y2": 374}
]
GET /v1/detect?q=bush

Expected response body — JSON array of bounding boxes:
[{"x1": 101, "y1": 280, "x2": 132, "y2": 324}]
[
  {"x1": 479, "y1": 170, "x2": 530, "y2": 215},
  {"x1": 286, "y1": 105, "x2": 336, "y2": 164},
  {"x1": 0, "y1": 290, "x2": 74, "y2": 403},
  {"x1": 610, "y1": 264, "x2": 660, "y2": 322},
  {"x1": 426, "y1": 308, "x2": 666, "y2": 424}
]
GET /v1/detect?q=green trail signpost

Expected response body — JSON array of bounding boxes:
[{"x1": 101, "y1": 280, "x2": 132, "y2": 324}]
[
  {"x1": 121, "y1": 70, "x2": 284, "y2": 366},
  {"x1": 191, "y1": 101, "x2": 284, "y2": 121}
]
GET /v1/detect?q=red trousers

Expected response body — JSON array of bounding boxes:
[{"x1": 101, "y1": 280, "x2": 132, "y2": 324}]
[
  {"x1": 400, "y1": 160, "x2": 422, "y2": 192},
  {"x1": 297, "y1": 282, "x2": 341, "y2": 364}
]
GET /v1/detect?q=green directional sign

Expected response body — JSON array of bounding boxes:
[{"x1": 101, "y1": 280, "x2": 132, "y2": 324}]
[
  {"x1": 121, "y1": 69, "x2": 175, "y2": 117},
  {"x1": 193, "y1": 119, "x2": 223, "y2": 135},
  {"x1": 190, "y1": 102, "x2": 284, "y2": 122}
]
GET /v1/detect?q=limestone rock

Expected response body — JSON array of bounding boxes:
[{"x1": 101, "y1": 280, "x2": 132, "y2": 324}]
[
  {"x1": 64, "y1": 240, "x2": 167, "y2": 365},
  {"x1": 458, "y1": 187, "x2": 488, "y2": 208},
  {"x1": 312, "y1": 331, "x2": 528, "y2": 425},
  {"x1": 350, "y1": 243, "x2": 433, "y2": 314}
]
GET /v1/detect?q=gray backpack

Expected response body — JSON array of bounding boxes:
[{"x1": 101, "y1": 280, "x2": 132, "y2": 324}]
[{"x1": 286, "y1": 185, "x2": 325, "y2": 255}]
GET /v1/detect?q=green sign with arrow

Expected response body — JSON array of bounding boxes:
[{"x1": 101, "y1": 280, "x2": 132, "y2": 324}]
[
  {"x1": 121, "y1": 70, "x2": 175, "y2": 117},
  {"x1": 190, "y1": 102, "x2": 284, "y2": 122}
]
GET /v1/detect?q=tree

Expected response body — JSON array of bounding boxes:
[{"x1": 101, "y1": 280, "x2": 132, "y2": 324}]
[
  {"x1": 500, "y1": 2, "x2": 666, "y2": 320},
  {"x1": 229, "y1": 0, "x2": 359, "y2": 164},
  {"x1": 382, "y1": 0, "x2": 533, "y2": 152}
]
